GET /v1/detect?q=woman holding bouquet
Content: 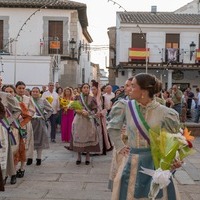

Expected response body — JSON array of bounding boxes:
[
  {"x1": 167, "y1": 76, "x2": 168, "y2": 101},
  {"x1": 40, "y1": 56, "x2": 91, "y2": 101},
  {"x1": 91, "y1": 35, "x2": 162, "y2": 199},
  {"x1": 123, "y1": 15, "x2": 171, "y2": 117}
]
[
  {"x1": 15, "y1": 81, "x2": 35, "y2": 170},
  {"x1": 71, "y1": 83, "x2": 100, "y2": 165},
  {"x1": 60, "y1": 87, "x2": 74, "y2": 143},
  {"x1": 108, "y1": 73, "x2": 182, "y2": 200}
]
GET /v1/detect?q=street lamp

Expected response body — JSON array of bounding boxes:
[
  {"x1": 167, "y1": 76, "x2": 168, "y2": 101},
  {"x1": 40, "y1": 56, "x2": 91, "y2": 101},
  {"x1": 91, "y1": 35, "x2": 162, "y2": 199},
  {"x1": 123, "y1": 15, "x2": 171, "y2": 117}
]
[
  {"x1": 69, "y1": 38, "x2": 76, "y2": 59},
  {"x1": 190, "y1": 41, "x2": 196, "y2": 61}
]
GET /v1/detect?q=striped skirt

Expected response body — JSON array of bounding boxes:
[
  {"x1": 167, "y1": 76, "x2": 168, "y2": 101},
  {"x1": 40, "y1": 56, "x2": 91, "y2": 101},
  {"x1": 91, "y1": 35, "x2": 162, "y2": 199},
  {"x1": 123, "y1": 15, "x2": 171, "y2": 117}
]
[{"x1": 111, "y1": 148, "x2": 180, "y2": 200}]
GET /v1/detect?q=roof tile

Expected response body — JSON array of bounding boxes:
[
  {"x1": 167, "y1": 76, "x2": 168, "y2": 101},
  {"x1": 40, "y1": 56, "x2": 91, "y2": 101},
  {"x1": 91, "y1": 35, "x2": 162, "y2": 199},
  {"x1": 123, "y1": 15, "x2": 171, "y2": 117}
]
[{"x1": 118, "y1": 12, "x2": 200, "y2": 25}]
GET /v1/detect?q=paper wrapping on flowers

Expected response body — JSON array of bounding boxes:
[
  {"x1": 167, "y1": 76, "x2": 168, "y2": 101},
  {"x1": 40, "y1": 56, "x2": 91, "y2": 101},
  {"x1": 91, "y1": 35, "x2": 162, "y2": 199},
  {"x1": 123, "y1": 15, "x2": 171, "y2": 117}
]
[
  {"x1": 46, "y1": 96, "x2": 53, "y2": 104},
  {"x1": 59, "y1": 98, "x2": 83, "y2": 111},
  {"x1": 140, "y1": 127, "x2": 195, "y2": 199},
  {"x1": 149, "y1": 128, "x2": 195, "y2": 170}
]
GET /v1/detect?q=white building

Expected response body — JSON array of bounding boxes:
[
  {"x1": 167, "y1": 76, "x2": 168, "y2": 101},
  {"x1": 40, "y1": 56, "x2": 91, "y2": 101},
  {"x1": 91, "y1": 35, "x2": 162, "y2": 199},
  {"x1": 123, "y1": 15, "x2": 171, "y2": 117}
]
[
  {"x1": 0, "y1": 0, "x2": 93, "y2": 88},
  {"x1": 108, "y1": 0, "x2": 200, "y2": 92},
  {"x1": 100, "y1": 68, "x2": 108, "y2": 87}
]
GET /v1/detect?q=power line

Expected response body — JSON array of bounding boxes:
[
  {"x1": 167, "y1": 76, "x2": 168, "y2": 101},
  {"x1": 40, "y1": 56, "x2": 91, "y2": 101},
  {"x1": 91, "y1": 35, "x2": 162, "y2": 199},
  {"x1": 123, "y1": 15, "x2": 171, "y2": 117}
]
[
  {"x1": 3, "y1": 0, "x2": 59, "y2": 50},
  {"x1": 107, "y1": 0, "x2": 127, "y2": 12},
  {"x1": 107, "y1": 0, "x2": 146, "y2": 41}
]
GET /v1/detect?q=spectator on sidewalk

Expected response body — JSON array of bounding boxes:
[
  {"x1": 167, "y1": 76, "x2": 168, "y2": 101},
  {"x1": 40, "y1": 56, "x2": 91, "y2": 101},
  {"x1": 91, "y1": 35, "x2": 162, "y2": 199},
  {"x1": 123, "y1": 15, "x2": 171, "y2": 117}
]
[
  {"x1": 103, "y1": 84, "x2": 115, "y2": 116},
  {"x1": 194, "y1": 87, "x2": 200, "y2": 123},
  {"x1": 42, "y1": 82, "x2": 60, "y2": 143},
  {"x1": 186, "y1": 87, "x2": 194, "y2": 119},
  {"x1": 171, "y1": 84, "x2": 183, "y2": 118}
]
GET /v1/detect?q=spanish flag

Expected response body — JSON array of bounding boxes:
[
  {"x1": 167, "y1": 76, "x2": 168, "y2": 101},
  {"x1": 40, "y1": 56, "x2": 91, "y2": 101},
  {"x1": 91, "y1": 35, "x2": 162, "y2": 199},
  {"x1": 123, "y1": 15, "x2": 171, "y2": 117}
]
[
  {"x1": 129, "y1": 48, "x2": 150, "y2": 60},
  {"x1": 196, "y1": 49, "x2": 200, "y2": 60}
]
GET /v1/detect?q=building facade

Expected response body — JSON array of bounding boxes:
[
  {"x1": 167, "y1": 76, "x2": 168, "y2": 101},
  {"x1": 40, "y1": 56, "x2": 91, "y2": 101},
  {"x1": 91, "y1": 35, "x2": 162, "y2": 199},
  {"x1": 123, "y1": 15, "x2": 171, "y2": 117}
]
[
  {"x1": 108, "y1": 0, "x2": 200, "y2": 92},
  {"x1": 0, "y1": 0, "x2": 92, "y2": 88}
]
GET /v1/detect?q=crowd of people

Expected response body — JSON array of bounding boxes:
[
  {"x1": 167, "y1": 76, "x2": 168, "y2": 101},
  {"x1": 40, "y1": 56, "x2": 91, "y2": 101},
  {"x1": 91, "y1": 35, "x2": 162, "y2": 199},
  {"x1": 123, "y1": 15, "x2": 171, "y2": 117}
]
[
  {"x1": 0, "y1": 74, "x2": 198, "y2": 199},
  {"x1": 0, "y1": 78, "x2": 116, "y2": 190}
]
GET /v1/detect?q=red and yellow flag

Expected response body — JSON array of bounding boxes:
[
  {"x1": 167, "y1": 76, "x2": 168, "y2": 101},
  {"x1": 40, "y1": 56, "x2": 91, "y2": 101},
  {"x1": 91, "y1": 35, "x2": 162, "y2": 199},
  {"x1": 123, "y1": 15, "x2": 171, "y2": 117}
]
[{"x1": 129, "y1": 48, "x2": 150, "y2": 60}]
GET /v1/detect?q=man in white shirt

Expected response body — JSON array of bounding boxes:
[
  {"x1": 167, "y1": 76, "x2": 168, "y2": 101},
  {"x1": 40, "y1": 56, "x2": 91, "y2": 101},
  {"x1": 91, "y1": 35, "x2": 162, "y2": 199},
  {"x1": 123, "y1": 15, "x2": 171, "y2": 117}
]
[
  {"x1": 103, "y1": 84, "x2": 115, "y2": 115},
  {"x1": 42, "y1": 82, "x2": 60, "y2": 142}
]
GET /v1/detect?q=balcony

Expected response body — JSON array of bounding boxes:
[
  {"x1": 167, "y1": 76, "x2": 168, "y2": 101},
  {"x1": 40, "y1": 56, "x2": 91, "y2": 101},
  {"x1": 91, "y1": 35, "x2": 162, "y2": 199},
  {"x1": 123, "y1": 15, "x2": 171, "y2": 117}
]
[
  {"x1": 125, "y1": 47, "x2": 200, "y2": 70},
  {"x1": 40, "y1": 40, "x2": 70, "y2": 56}
]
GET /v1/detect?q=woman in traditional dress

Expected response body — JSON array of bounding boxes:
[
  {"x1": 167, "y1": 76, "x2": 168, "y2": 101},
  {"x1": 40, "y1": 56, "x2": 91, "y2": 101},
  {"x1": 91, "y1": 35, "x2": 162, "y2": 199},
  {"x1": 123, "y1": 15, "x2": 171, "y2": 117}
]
[
  {"x1": 0, "y1": 98, "x2": 8, "y2": 188},
  {"x1": 71, "y1": 83, "x2": 100, "y2": 165},
  {"x1": 91, "y1": 81, "x2": 112, "y2": 155},
  {"x1": 0, "y1": 89, "x2": 21, "y2": 185},
  {"x1": 4, "y1": 85, "x2": 24, "y2": 184},
  {"x1": 108, "y1": 73, "x2": 182, "y2": 200},
  {"x1": 15, "y1": 81, "x2": 35, "y2": 177},
  {"x1": 31, "y1": 87, "x2": 53, "y2": 165},
  {"x1": 60, "y1": 87, "x2": 74, "y2": 143}
]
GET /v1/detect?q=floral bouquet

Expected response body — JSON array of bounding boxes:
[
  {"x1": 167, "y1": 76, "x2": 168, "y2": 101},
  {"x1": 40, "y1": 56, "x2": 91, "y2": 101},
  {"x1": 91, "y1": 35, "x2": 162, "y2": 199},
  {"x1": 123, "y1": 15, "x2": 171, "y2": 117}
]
[
  {"x1": 59, "y1": 98, "x2": 82, "y2": 111},
  {"x1": 46, "y1": 96, "x2": 53, "y2": 104},
  {"x1": 140, "y1": 127, "x2": 195, "y2": 200}
]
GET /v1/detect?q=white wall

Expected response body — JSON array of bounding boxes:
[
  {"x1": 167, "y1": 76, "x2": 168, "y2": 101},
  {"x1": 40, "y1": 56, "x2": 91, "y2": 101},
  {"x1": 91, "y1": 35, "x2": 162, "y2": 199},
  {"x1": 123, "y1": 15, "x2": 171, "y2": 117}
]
[
  {"x1": 116, "y1": 70, "x2": 128, "y2": 86},
  {"x1": 116, "y1": 25, "x2": 200, "y2": 64},
  {"x1": 1, "y1": 55, "x2": 51, "y2": 87},
  {"x1": 180, "y1": 32, "x2": 199, "y2": 63},
  {"x1": 147, "y1": 32, "x2": 165, "y2": 63},
  {"x1": 0, "y1": 7, "x2": 93, "y2": 87},
  {"x1": 0, "y1": 8, "x2": 73, "y2": 55},
  {"x1": 117, "y1": 31, "x2": 132, "y2": 63}
]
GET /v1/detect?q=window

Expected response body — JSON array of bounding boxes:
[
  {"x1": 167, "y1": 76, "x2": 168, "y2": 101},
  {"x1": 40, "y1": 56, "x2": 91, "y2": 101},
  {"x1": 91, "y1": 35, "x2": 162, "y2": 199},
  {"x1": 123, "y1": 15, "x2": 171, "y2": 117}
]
[
  {"x1": 130, "y1": 33, "x2": 148, "y2": 62},
  {"x1": 48, "y1": 21, "x2": 63, "y2": 54},
  {"x1": 165, "y1": 34, "x2": 180, "y2": 63},
  {"x1": 132, "y1": 33, "x2": 146, "y2": 48},
  {"x1": 0, "y1": 20, "x2": 3, "y2": 50}
]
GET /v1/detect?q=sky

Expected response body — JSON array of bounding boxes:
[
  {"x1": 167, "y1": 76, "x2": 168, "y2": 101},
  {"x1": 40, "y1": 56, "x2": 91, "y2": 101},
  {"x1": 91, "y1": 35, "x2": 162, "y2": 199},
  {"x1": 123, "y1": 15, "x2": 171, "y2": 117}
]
[{"x1": 75, "y1": 0, "x2": 193, "y2": 70}]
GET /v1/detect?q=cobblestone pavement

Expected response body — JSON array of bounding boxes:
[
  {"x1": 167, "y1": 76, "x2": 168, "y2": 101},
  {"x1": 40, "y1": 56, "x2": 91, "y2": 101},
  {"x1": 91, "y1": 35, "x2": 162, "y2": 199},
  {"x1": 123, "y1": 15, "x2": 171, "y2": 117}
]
[{"x1": 0, "y1": 133, "x2": 200, "y2": 200}]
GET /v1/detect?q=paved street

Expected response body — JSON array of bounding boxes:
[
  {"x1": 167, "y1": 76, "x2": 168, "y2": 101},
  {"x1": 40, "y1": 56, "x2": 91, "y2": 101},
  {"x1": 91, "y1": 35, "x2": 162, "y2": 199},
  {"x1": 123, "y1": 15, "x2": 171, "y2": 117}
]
[{"x1": 0, "y1": 133, "x2": 200, "y2": 200}]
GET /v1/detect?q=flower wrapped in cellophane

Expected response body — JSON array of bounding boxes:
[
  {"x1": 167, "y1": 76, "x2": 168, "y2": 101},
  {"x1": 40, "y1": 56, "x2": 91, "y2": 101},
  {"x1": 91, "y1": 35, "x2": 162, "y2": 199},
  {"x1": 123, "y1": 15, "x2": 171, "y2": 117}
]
[
  {"x1": 46, "y1": 96, "x2": 53, "y2": 104},
  {"x1": 68, "y1": 100, "x2": 83, "y2": 111},
  {"x1": 140, "y1": 127, "x2": 195, "y2": 200},
  {"x1": 59, "y1": 98, "x2": 82, "y2": 111}
]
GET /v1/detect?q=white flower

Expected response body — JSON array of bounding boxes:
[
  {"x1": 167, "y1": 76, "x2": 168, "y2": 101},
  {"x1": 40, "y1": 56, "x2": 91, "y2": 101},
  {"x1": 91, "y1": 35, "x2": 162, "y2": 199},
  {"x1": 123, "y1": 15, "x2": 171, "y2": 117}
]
[{"x1": 172, "y1": 133, "x2": 188, "y2": 145}]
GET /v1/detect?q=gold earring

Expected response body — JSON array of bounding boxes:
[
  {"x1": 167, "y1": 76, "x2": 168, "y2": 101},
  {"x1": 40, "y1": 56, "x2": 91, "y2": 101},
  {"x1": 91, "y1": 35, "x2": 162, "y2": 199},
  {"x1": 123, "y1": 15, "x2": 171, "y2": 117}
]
[{"x1": 141, "y1": 94, "x2": 144, "y2": 99}]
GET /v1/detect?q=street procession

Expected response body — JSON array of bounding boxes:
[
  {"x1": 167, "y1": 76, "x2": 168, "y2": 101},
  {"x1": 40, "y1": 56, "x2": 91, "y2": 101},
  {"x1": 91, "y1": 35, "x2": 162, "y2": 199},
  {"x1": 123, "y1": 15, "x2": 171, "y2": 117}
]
[{"x1": 1, "y1": 0, "x2": 200, "y2": 200}]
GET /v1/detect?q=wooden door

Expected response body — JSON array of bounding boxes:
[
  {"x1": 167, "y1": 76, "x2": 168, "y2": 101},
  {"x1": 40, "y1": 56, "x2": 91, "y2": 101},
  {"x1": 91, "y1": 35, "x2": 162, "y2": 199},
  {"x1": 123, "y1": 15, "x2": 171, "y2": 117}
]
[{"x1": 48, "y1": 21, "x2": 63, "y2": 54}]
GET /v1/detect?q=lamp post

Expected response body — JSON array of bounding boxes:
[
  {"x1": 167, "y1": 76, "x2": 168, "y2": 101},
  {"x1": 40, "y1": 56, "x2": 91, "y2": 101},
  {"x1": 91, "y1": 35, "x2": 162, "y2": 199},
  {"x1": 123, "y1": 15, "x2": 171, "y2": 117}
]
[
  {"x1": 190, "y1": 41, "x2": 196, "y2": 61},
  {"x1": 145, "y1": 41, "x2": 148, "y2": 74},
  {"x1": 69, "y1": 38, "x2": 76, "y2": 59}
]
